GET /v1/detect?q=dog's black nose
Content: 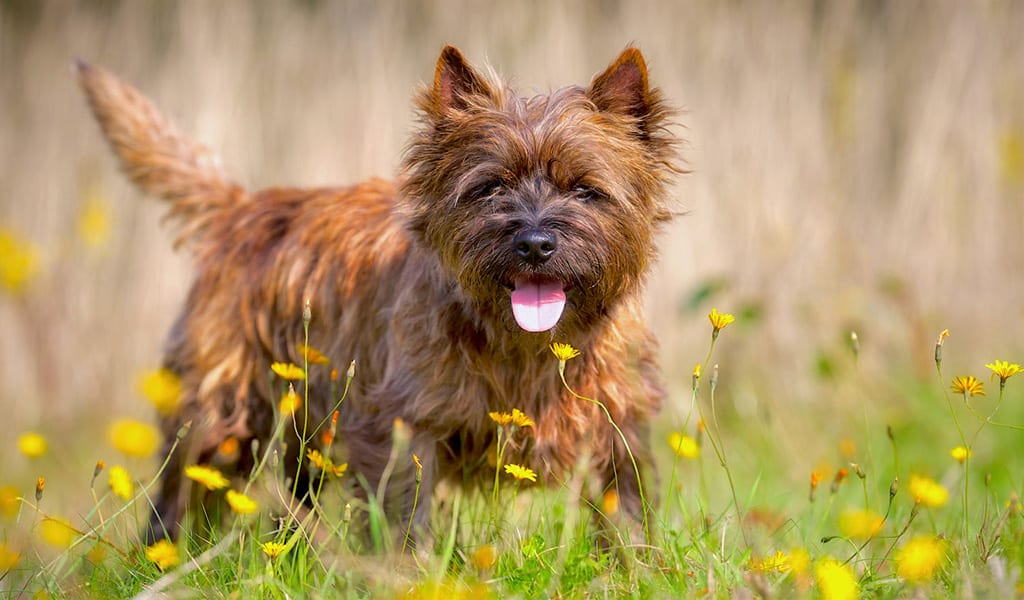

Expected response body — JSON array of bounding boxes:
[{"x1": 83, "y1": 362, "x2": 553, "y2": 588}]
[{"x1": 513, "y1": 229, "x2": 558, "y2": 265}]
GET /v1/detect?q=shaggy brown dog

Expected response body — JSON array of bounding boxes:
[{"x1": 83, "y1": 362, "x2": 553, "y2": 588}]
[{"x1": 78, "y1": 45, "x2": 680, "y2": 547}]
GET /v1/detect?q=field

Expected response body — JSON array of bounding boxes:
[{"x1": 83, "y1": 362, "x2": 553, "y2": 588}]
[{"x1": 1, "y1": 1, "x2": 1023, "y2": 597}]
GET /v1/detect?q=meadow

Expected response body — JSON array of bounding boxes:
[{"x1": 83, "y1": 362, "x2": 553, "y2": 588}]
[{"x1": 2, "y1": 1, "x2": 1023, "y2": 597}]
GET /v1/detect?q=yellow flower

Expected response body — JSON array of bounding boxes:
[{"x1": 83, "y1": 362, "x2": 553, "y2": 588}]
[
  {"x1": 837, "y1": 508, "x2": 884, "y2": 540},
  {"x1": 471, "y1": 544, "x2": 497, "y2": 570},
  {"x1": 0, "y1": 485, "x2": 19, "y2": 519},
  {"x1": 510, "y1": 408, "x2": 534, "y2": 428},
  {"x1": 108, "y1": 419, "x2": 160, "y2": 458},
  {"x1": 297, "y1": 344, "x2": 330, "y2": 365},
  {"x1": 260, "y1": 541, "x2": 287, "y2": 559},
  {"x1": 184, "y1": 465, "x2": 229, "y2": 490},
  {"x1": 950, "y1": 446, "x2": 973, "y2": 463},
  {"x1": 748, "y1": 550, "x2": 790, "y2": 574},
  {"x1": 38, "y1": 517, "x2": 76, "y2": 548},
  {"x1": 909, "y1": 475, "x2": 948, "y2": 508},
  {"x1": 489, "y1": 411, "x2": 512, "y2": 426},
  {"x1": 307, "y1": 449, "x2": 326, "y2": 470},
  {"x1": 504, "y1": 463, "x2": 537, "y2": 482},
  {"x1": 271, "y1": 362, "x2": 305, "y2": 380},
  {"x1": 896, "y1": 536, "x2": 946, "y2": 583},
  {"x1": 77, "y1": 194, "x2": 111, "y2": 249},
  {"x1": 331, "y1": 462, "x2": 348, "y2": 477},
  {"x1": 814, "y1": 557, "x2": 858, "y2": 600},
  {"x1": 145, "y1": 539, "x2": 179, "y2": 570},
  {"x1": 138, "y1": 368, "x2": 182, "y2": 416},
  {"x1": 0, "y1": 227, "x2": 40, "y2": 295},
  {"x1": 602, "y1": 490, "x2": 619, "y2": 516},
  {"x1": 950, "y1": 375, "x2": 986, "y2": 397},
  {"x1": 108, "y1": 465, "x2": 134, "y2": 501},
  {"x1": 985, "y1": 360, "x2": 1023, "y2": 385},
  {"x1": 306, "y1": 449, "x2": 347, "y2": 477},
  {"x1": 279, "y1": 386, "x2": 301, "y2": 415},
  {"x1": 17, "y1": 432, "x2": 47, "y2": 458},
  {"x1": 549, "y1": 342, "x2": 580, "y2": 362},
  {"x1": 668, "y1": 432, "x2": 700, "y2": 459},
  {"x1": 788, "y1": 548, "x2": 811, "y2": 577},
  {"x1": 708, "y1": 308, "x2": 735, "y2": 332},
  {"x1": 225, "y1": 490, "x2": 258, "y2": 515},
  {"x1": 0, "y1": 542, "x2": 19, "y2": 571}
]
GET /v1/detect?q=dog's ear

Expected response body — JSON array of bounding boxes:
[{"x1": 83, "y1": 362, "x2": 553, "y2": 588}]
[
  {"x1": 433, "y1": 45, "x2": 493, "y2": 112},
  {"x1": 587, "y1": 48, "x2": 651, "y2": 120}
]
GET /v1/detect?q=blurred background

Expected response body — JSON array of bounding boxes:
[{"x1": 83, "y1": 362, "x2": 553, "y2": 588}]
[{"x1": 1, "y1": 1, "x2": 1023, "y2": 502}]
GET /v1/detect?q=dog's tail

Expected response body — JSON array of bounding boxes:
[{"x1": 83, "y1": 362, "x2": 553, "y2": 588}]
[{"x1": 76, "y1": 60, "x2": 247, "y2": 248}]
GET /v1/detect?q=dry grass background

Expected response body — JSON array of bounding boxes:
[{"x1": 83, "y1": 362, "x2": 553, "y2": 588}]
[{"x1": 2, "y1": 1, "x2": 1023, "y2": 487}]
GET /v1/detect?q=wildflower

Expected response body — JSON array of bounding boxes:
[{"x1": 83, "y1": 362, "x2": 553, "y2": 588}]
[
  {"x1": 471, "y1": 544, "x2": 497, "y2": 570},
  {"x1": 184, "y1": 465, "x2": 229, "y2": 490},
  {"x1": 271, "y1": 362, "x2": 305, "y2": 380},
  {"x1": 218, "y1": 437, "x2": 240, "y2": 460},
  {"x1": 17, "y1": 432, "x2": 47, "y2": 458},
  {"x1": 77, "y1": 194, "x2": 111, "y2": 249},
  {"x1": 837, "y1": 508, "x2": 884, "y2": 540},
  {"x1": 297, "y1": 344, "x2": 330, "y2": 365},
  {"x1": 950, "y1": 446, "x2": 972, "y2": 463},
  {"x1": 985, "y1": 360, "x2": 1023, "y2": 389},
  {"x1": 810, "y1": 470, "x2": 823, "y2": 501},
  {"x1": 504, "y1": 463, "x2": 537, "y2": 482},
  {"x1": 0, "y1": 485, "x2": 19, "y2": 518},
  {"x1": 510, "y1": 408, "x2": 534, "y2": 428},
  {"x1": 279, "y1": 385, "x2": 301, "y2": 415},
  {"x1": 260, "y1": 541, "x2": 287, "y2": 559},
  {"x1": 896, "y1": 536, "x2": 947, "y2": 583},
  {"x1": 830, "y1": 468, "x2": 849, "y2": 494},
  {"x1": 489, "y1": 411, "x2": 512, "y2": 426},
  {"x1": 330, "y1": 368, "x2": 339, "y2": 381},
  {"x1": 0, "y1": 542, "x2": 19, "y2": 571},
  {"x1": 602, "y1": 489, "x2": 619, "y2": 516},
  {"x1": 331, "y1": 462, "x2": 348, "y2": 477},
  {"x1": 35, "y1": 477, "x2": 45, "y2": 502},
  {"x1": 91, "y1": 461, "x2": 106, "y2": 488},
  {"x1": 550, "y1": 342, "x2": 580, "y2": 362},
  {"x1": 708, "y1": 308, "x2": 735, "y2": 337},
  {"x1": 108, "y1": 418, "x2": 160, "y2": 458},
  {"x1": 934, "y1": 329, "x2": 950, "y2": 366},
  {"x1": 306, "y1": 449, "x2": 347, "y2": 477},
  {"x1": 413, "y1": 453, "x2": 423, "y2": 483},
  {"x1": 814, "y1": 557, "x2": 858, "y2": 600},
  {"x1": 0, "y1": 227, "x2": 40, "y2": 295},
  {"x1": 749, "y1": 550, "x2": 790, "y2": 574},
  {"x1": 108, "y1": 465, "x2": 134, "y2": 501},
  {"x1": 145, "y1": 539, "x2": 179, "y2": 570},
  {"x1": 225, "y1": 490, "x2": 258, "y2": 515},
  {"x1": 138, "y1": 368, "x2": 182, "y2": 415},
  {"x1": 950, "y1": 375, "x2": 986, "y2": 398},
  {"x1": 668, "y1": 432, "x2": 700, "y2": 459},
  {"x1": 909, "y1": 475, "x2": 948, "y2": 508},
  {"x1": 692, "y1": 364, "x2": 701, "y2": 390},
  {"x1": 788, "y1": 548, "x2": 811, "y2": 577},
  {"x1": 38, "y1": 517, "x2": 76, "y2": 548},
  {"x1": 307, "y1": 449, "x2": 326, "y2": 470}
]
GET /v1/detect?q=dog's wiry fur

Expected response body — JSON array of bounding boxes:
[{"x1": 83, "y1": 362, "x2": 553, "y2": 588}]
[{"x1": 77, "y1": 46, "x2": 680, "y2": 546}]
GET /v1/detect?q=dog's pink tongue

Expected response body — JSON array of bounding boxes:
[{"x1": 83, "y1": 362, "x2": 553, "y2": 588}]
[{"x1": 511, "y1": 278, "x2": 566, "y2": 332}]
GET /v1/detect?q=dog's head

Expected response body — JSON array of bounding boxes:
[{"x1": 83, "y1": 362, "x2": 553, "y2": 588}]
[{"x1": 401, "y1": 46, "x2": 680, "y2": 337}]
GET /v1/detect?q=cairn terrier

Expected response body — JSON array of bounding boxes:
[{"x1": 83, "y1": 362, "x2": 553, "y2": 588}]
[{"x1": 78, "y1": 45, "x2": 680, "y2": 547}]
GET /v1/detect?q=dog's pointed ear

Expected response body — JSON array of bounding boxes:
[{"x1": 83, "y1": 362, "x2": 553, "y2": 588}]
[
  {"x1": 587, "y1": 47, "x2": 651, "y2": 119},
  {"x1": 433, "y1": 45, "x2": 492, "y2": 112}
]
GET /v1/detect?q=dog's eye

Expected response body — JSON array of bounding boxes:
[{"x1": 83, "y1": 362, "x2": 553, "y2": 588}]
[
  {"x1": 469, "y1": 180, "x2": 504, "y2": 200},
  {"x1": 572, "y1": 185, "x2": 607, "y2": 203}
]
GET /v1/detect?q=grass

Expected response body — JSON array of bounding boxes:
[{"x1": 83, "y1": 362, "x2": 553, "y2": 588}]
[{"x1": 1, "y1": 310, "x2": 1022, "y2": 598}]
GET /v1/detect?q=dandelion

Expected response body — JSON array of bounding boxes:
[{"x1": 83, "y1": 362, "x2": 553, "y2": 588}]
[
  {"x1": 510, "y1": 408, "x2": 534, "y2": 428},
  {"x1": 549, "y1": 342, "x2": 580, "y2": 362},
  {"x1": 271, "y1": 362, "x2": 305, "y2": 380},
  {"x1": 331, "y1": 462, "x2": 348, "y2": 477},
  {"x1": 909, "y1": 475, "x2": 948, "y2": 508},
  {"x1": 108, "y1": 418, "x2": 160, "y2": 458},
  {"x1": 184, "y1": 465, "x2": 229, "y2": 490},
  {"x1": 0, "y1": 485, "x2": 19, "y2": 518},
  {"x1": 504, "y1": 463, "x2": 537, "y2": 482},
  {"x1": 145, "y1": 539, "x2": 179, "y2": 570},
  {"x1": 225, "y1": 490, "x2": 258, "y2": 515},
  {"x1": 985, "y1": 360, "x2": 1023, "y2": 389},
  {"x1": 108, "y1": 465, "x2": 134, "y2": 501},
  {"x1": 896, "y1": 536, "x2": 947, "y2": 583},
  {"x1": 668, "y1": 432, "x2": 700, "y2": 459},
  {"x1": 17, "y1": 432, "x2": 47, "y2": 458},
  {"x1": 279, "y1": 385, "x2": 301, "y2": 415},
  {"x1": 306, "y1": 449, "x2": 347, "y2": 477},
  {"x1": 38, "y1": 517, "x2": 76, "y2": 548},
  {"x1": 0, "y1": 542, "x2": 19, "y2": 571},
  {"x1": 260, "y1": 541, "x2": 287, "y2": 559},
  {"x1": 489, "y1": 411, "x2": 512, "y2": 426},
  {"x1": 0, "y1": 227, "x2": 40, "y2": 295},
  {"x1": 950, "y1": 446, "x2": 972, "y2": 463},
  {"x1": 297, "y1": 344, "x2": 330, "y2": 365},
  {"x1": 708, "y1": 308, "x2": 735, "y2": 337},
  {"x1": 814, "y1": 557, "x2": 858, "y2": 600},
  {"x1": 748, "y1": 551, "x2": 790, "y2": 574},
  {"x1": 307, "y1": 449, "x2": 326, "y2": 470},
  {"x1": 77, "y1": 194, "x2": 111, "y2": 249},
  {"x1": 837, "y1": 508, "x2": 884, "y2": 540},
  {"x1": 950, "y1": 375, "x2": 986, "y2": 398},
  {"x1": 471, "y1": 544, "x2": 497, "y2": 570},
  {"x1": 138, "y1": 368, "x2": 182, "y2": 415}
]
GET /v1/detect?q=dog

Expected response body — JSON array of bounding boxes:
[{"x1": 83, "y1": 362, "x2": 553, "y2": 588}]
[{"x1": 77, "y1": 45, "x2": 680, "y2": 547}]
